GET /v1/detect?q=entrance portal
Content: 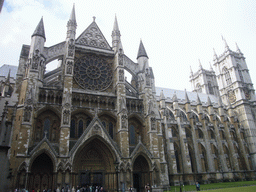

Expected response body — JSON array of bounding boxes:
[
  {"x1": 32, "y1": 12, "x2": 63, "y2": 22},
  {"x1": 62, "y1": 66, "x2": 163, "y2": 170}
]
[
  {"x1": 29, "y1": 153, "x2": 54, "y2": 191},
  {"x1": 133, "y1": 155, "x2": 150, "y2": 192},
  {"x1": 74, "y1": 138, "x2": 116, "y2": 191},
  {"x1": 80, "y1": 171, "x2": 103, "y2": 187}
]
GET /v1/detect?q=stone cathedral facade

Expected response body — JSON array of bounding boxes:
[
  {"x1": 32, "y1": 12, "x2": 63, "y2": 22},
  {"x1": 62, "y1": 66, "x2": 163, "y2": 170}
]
[{"x1": 1, "y1": 5, "x2": 256, "y2": 192}]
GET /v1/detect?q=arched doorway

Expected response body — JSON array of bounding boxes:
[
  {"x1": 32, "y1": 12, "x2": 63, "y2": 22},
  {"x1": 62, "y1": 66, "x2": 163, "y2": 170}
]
[
  {"x1": 29, "y1": 153, "x2": 54, "y2": 191},
  {"x1": 73, "y1": 138, "x2": 116, "y2": 191},
  {"x1": 133, "y1": 155, "x2": 150, "y2": 192}
]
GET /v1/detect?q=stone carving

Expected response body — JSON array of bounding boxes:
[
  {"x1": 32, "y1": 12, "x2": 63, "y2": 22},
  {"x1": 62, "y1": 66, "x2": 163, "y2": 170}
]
[
  {"x1": 118, "y1": 53, "x2": 123, "y2": 66},
  {"x1": 68, "y1": 39, "x2": 75, "y2": 57},
  {"x1": 151, "y1": 117, "x2": 156, "y2": 130},
  {"x1": 32, "y1": 49, "x2": 41, "y2": 70},
  {"x1": 74, "y1": 55, "x2": 113, "y2": 91},
  {"x1": 121, "y1": 114, "x2": 128, "y2": 129},
  {"x1": 94, "y1": 124, "x2": 100, "y2": 130},
  {"x1": 146, "y1": 68, "x2": 151, "y2": 86},
  {"x1": 75, "y1": 23, "x2": 111, "y2": 50},
  {"x1": 66, "y1": 61, "x2": 73, "y2": 75},
  {"x1": 24, "y1": 106, "x2": 32, "y2": 122},
  {"x1": 119, "y1": 69, "x2": 124, "y2": 82},
  {"x1": 63, "y1": 110, "x2": 70, "y2": 125}
]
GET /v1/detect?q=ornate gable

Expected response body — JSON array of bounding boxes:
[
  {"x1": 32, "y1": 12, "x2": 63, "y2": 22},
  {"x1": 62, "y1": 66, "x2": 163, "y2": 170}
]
[{"x1": 76, "y1": 20, "x2": 112, "y2": 51}]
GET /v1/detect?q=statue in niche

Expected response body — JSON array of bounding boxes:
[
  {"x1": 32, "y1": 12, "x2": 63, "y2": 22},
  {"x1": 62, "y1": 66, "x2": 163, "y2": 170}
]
[
  {"x1": 119, "y1": 69, "x2": 124, "y2": 82},
  {"x1": 151, "y1": 117, "x2": 156, "y2": 130},
  {"x1": 32, "y1": 49, "x2": 40, "y2": 70},
  {"x1": 63, "y1": 110, "x2": 70, "y2": 125},
  {"x1": 66, "y1": 61, "x2": 73, "y2": 74},
  {"x1": 118, "y1": 53, "x2": 123, "y2": 66},
  {"x1": 121, "y1": 115, "x2": 127, "y2": 129},
  {"x1": 68, "y1": 39, "x2": 75, "y2": 57}
]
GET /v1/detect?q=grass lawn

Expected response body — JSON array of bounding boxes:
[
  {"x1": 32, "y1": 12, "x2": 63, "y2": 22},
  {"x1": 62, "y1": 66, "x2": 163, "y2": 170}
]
[
  {"x1": 166, "y1": 181, "x2": 256, "y2": 192},
  {"x1": 205, "y1": 186, "x2": 256, "y2": 192}
]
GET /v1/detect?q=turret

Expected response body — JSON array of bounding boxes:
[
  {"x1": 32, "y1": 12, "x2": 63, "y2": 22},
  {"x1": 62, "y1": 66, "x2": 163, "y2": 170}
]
[
  {"x1": 137, "y1": 40, "x2": 149, "y2": 71},
  {"x1": 27, "y1": 17, "x2": 46, "y2": 77}
]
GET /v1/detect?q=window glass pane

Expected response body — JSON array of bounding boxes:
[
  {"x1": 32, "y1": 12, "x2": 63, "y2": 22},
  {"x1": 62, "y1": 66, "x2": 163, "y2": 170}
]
[
  {"x1": 130, "y1": 125, "x2": 136, "y2": 145},
  {"x1": 78, "y1": 120, "x2": 83, "y2": 137},
  {"x1": 43, "y1": 118, "x2": 50, "y2": 139},
  {"x1": 109, "y1": 122, "x2": 113, "y2": 139},
  {"x1": 70, "y1": 119, "x2": 75, "y2": 138}
]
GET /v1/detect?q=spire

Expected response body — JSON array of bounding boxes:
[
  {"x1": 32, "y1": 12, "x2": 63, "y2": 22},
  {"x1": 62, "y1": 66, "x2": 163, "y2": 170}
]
[
  {"x1": 207, "y1": 96, "x2": 212, "y2": 106},
  {"x1": 160, "y1": 90, "x2": 165, "y2": 100},
  {"x1": 112, "y1": 14, "x2": 121, "y2": 52},
  {"x1": 185, "y1": 89, "x2": 190, "y2": 104},
  {"x1": 213, "y1": 48, "x2": 218, "y2": 60},
  {"x1": 197, "y1": 94, "x2": 202, "y2": 105},
  {"x1": 137, "y1": 40, "x2": 148, "y2": 59},
  {"x1": 172, "y1": 92, "x2": 178, "y2": 102},
  {"x1": 209, "y1": 62, "x2": 213, "y2": 71},
  {"x1": 69, "y1": 4, "x2": 76, "y2": 23},
  {"x1": 32, "y1": 17, "x2": 46, "y2": 40},
  {"x1": 190, "y1": 66, "x2": 193, "y2": 76},
  {"x1": 113, "y1": 14, "x2": 120, "y2": 32},
  {"x1": 198, "y1": 59, "x2": 203, "y2": 70},
  {"x1": 236, "y1": 42, "x2": 242, "y2": 54},
  {"x1": 222, "y1": 35, "x2": 230, "y2": 51},
  {"x1": 6, "y1": 69, "x2": 11, "y2": 83}
]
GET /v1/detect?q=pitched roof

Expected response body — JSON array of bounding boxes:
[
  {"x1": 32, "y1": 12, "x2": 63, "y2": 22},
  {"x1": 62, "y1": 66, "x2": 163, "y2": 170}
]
[{"x1": 155, "y1": 87, "x2": 218, "y2": 106}]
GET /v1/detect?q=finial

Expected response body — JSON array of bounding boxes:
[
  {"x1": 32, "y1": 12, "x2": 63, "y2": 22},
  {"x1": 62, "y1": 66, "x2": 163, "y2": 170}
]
[
  {"x1": 190, "y1": 66, "x2": 193, "y2": 75},
  {"x1": 198, "y1": 59, "x2": 202, "y2": 69},
  {"x1": 44, "y1": 131, "x2": 48, "y2": 138},
  {"x1": 185, "y1": 89, "x2": 190, "y2": 104},
  {"x1": 209, "y1": 62, "x2": 213, "y2": 71},
  {"x1": 221, "y1": 35, "x2": 230, "y2": 51},
  {"x1": 236, "y1": 42, "x2": 242, "y2": 54},
  {"x1": 93, "y1": 16, "x2": 96, "y2": 22}
]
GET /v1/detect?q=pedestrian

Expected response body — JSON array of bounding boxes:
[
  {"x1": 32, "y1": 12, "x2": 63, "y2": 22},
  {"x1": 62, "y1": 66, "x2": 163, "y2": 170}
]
[
  {"x1": 195, "y1": 182, "x2": 200, "y2": 191},
  {"x1": 145, "y1": 183, "x2": 150, "y2": 192}
]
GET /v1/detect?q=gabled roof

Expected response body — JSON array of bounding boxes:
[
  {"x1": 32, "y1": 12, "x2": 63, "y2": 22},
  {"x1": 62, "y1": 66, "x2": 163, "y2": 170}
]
[{"x1": 76, "y1": 20, "x2": 112, "y2": 51}]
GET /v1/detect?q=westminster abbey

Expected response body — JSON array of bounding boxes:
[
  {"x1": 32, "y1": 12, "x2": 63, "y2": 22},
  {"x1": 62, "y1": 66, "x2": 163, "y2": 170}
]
[{"x1": 0, "y1": 5, "x2": 256, "y2": 192}]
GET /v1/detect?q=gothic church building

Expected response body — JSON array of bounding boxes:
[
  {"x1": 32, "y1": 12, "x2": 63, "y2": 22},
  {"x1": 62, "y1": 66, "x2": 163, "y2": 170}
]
[{"x1": 2, "y1": 5, "x2": 256, "y2": 192}]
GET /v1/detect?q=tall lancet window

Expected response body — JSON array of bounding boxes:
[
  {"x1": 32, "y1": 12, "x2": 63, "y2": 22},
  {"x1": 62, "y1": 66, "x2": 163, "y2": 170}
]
[
  {"x1": 70, "y1": 119, "x2": 75, "y2": 138},
  {"x1": 43, "y1": 118, "x2": 50, "y2": 139},
  {"x1": 237, "y1": 64, "x2": 244, "y2": 82},
  {"x1": 223, "y1": 67, "x2": 231, "y2": 85},
  {"x1": 129, "y1": 125, "x2": 136, "y2": 145},
  {"x1": 78, "y1": 120, "x2": 83, "y2": 137}
]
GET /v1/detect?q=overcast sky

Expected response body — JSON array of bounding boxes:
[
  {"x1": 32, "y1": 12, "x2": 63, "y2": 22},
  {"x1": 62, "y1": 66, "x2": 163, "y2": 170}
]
[{"x1": 1, "y1": 0, "x2": 256, "y2": 92}]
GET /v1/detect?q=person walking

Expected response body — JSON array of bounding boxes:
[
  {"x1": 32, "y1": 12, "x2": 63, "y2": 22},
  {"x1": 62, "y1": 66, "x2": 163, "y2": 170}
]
[{"x1": 195, "y1": 182, "x2": 200, "y2": 191}]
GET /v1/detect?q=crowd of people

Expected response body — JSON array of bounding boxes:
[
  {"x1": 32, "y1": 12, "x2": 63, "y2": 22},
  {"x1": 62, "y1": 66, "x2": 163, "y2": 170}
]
[{"x1": 14, "y1": 185, "x2": 105, "y2": 192}]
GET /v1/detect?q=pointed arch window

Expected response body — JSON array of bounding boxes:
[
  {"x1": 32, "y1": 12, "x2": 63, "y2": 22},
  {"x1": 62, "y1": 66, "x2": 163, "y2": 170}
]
[
  {"x1": 70, "y1": 119, "x2": 76, "y2": 138},
  {"x1": 223, "y1": 67, "x2": 232, "y2": 85},
  {"x1": 78, "y1": 120, "x2": 83, "y2": 137},
  {"x1": 208, "y1": 82, "x2": 214, "y2": 95},
  {"x1": 237, "y1": 64, "x2": 244, "y2": 82},
  {"x1": 196, "y1": 83, "x2": 202, "y2": 93},
  {"x1": 129, "y1": 125, "x2": 136, "y2": 145},
  {"x1": 109, "y1": 122, "x2": 113, "y2": 139},
  {"x1": 43, "y1": 118, "x2": 50, "y2": 139}
]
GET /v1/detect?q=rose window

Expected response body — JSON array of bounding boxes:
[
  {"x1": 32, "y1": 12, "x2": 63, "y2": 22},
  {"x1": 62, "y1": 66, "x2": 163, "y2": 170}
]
[{"x1": 74, "y1": 55, "x2": 112, "y2": 91}]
